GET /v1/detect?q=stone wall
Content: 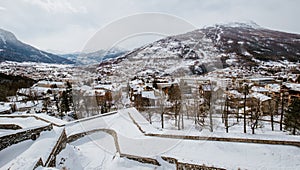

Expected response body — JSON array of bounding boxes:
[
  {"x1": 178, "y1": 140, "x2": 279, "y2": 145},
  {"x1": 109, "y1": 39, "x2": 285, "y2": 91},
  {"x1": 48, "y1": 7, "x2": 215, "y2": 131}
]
[
  {"x1": 0, "y1": 115, "x2": 65, "y2": 127},
  {"x1": 127, "y1": 110, "x2": 300, "y2": 147},
  {"x1": 162, "y1": 156, "x2": 226, "y2": 170},
  {"x1": 45, "y1": 129, "x2": 67, "y2": 167},
  {"x1": 0, "y1": 124, "x2": 22, "y2": 130},
  {"x1": 0, "y1": 124, "x2": 53, "y2": 151},
  {"x1": 146, "y1": 133, "x2": 300, "y2": 147},
  {"x1": 67, "y1": 128, "x2": 121, "y2": 153},
  {"x1": 120, "y1": 153, "x2": 160, "y2": 166},
  {"x1": 32, "y1": 129, "x2": 68, "y2": 169},
  {"x1": 33, "y1": 158, "x2": 44, "y2": 169}
]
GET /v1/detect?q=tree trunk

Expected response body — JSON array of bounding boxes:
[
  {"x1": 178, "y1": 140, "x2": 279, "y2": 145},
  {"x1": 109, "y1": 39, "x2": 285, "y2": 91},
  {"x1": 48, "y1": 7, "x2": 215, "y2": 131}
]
[
  {"x1": 181, "y1": 112, "x2": 184, "y2": 129},
  {"x1": 293, "y1": 127, "x2": 296, "y2": 135},
  {"x1": 149, "y1": 113, "x2": 152, "y2": 124},
  {"x1": 280, "y1": 93, "x2": 284, "y2": 131},
  {"x1": 209, "y1": 109, "x2": 213, "y2": 132},
  {"x1": 271, "y1": 111, "x2": 274, "y2": 131},
  {"x1": 243, "y1": 93, "x2": 247, "y2": 133},
  {"x1": 175, "y1": 114, "x2": 178, "y2": 127},
  {"x1": 178, "y1": 113, "x2": 181, "y2": 130},
  {"x1": 194, "y1": 101, "x2": 197, "y2": 125},
  {"x1": 186, "y1": 104, "x2": 189, "y2": 119},
  {"x1": 225, "y1": 98, "x2": 229, "y2": 133},
  {"x1": 225, "y1": 115, "x2": 229, "y2": 133},
  {"x1": 236, "y1": 104, "x2": 239, "y2": 122},
  {"x1": 161, "y1": 112, "x2": 164, "y2": 129}
]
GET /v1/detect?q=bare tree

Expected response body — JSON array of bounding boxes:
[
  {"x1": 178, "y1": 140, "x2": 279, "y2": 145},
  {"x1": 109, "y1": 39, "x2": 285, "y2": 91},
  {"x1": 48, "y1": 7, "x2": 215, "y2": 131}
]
[
  {"x1": 158, "y1": 90, "x2": 167, "y2": 129},
  {"x1": 28, "y1": 88, "x2": 35, "y2": 104},
  {"x1": 242, "y1": 83, "x2": 249, "y2": 133},
  {"x1": 133, "y1": 93, "x2": 144, "y2": 111},
  {"x1": 268, "y1": 96, "x2": 276, "y2": 131},
  {"x1": 54, "y1": 94, "x2": 60, "y2": 113},
  {"x1": 42, "y1": 97, "x2": 51, "y2": 112},
  {"x1": 72, "y1": 89, "x2": 81, "y2": 118},
  {"x1": 113, "y1": 90, "x2": 123, "y2": 109},
  {"x1": 248, "y1": 97, "x2": 261, "y2": 134},
  {"x1": 224, "y1": 95, "x2": 229, "y2": 133},
  {"x1": 199, "y1": 82, "x2": 213, "y2": 131},
  {"x1": 279, "y1": 86, "x2": 289, "y2": 131}
]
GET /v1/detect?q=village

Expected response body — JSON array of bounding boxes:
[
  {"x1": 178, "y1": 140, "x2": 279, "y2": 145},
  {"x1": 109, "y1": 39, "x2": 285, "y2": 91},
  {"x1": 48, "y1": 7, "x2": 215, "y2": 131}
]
[
  {"x1": 0, "y1": 60, "x2": 299, "y2": 135},
  {"x1": 0, "y1": 60, "x2": 300, "y2": 169}
]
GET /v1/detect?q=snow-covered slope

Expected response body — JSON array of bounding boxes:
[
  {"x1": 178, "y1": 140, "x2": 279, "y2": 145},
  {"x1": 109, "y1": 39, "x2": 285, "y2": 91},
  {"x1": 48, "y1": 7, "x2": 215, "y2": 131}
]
[
  {"x1": 0, "y1": 28, "x2": 74, "y2": 64},
  {"x1": 202, "y1": 22, "x2": 300, "y2": 65},
  {"x1": 97, "y1": 22, "x2": 300, "y2": 80},
  {"x1": 62, "y1": 108, "x2": 300, "y2": 170}
]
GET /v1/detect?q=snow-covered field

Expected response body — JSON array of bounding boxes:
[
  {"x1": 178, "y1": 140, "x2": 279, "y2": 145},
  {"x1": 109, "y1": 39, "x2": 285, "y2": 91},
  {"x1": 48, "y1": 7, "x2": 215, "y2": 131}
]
[
  {"x1": 62, "y1": 108, "x2": 300, "y2": 169},
  {"x1": 1, "y1": 108, "x2": 300, "y2": 170},
  {"x1": 57, "y1": 132, "x2": 160, "y2": 169},
  {"x1": 143, "y1": 113, "x2": 300, "y2": 142}
]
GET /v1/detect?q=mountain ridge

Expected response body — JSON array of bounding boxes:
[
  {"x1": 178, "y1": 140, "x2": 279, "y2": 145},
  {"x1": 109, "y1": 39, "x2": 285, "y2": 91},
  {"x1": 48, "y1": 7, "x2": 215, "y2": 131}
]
[
  {"x1": 97, "y1": 22, "x2": 300, "y2": 80},
  {"x1": 0, "y1": 28, "x2": 74, "y2": 64},
  {"x1": 60, "y1": 47, "x2": 127, "y2": 65}
]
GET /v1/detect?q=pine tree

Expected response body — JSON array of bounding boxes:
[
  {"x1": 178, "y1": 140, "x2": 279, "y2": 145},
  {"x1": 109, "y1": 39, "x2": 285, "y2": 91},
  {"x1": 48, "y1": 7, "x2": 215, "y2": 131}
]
[
  {"x1": 60, "y1": 91, "x2": 70, "y2": 114},
  {"x1": 42, "y1": 97, "x2": 51, "y2": 112},
  {"x1": 284, "y1": 98, "x2": 300, "y2": 135},
  {"x1": 168, "y1": 84, "x2": 181, "y2": 129}
]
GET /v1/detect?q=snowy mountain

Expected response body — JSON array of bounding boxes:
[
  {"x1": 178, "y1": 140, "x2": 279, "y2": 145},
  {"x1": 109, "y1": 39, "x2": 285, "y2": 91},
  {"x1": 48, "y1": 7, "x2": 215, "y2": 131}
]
[
  {"x1": 98, "y1": 22, "x2": 300, "y2": 79},
  {"x1": 60, "y1": 47, "x2": 127, "y2": 65},
  {"x1": 202, "y1": 22, "x2": 300, "y2": 65},
  {"x1": 0, "y1": 28, "x2": 74, "y2": 64}
]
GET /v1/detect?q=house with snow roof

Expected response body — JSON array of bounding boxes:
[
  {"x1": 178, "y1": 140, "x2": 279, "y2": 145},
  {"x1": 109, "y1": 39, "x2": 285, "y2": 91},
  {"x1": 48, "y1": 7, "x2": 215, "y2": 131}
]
[
  {"x1": 248, "y1": 77, "x2": 275, "y2": 85},
  {"x1": 284, "y1": 83, "x2": 300, "y2": 101},
  {"x1": 37, "y1": 80, "x2": 66, "y2": 88},
  {"x1": 250, "y1": 86, "x2": 269, "y2": 95}
]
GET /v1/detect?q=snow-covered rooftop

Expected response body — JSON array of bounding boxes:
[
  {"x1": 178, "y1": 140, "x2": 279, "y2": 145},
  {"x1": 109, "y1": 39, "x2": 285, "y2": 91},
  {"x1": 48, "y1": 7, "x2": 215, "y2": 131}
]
[
  {"x1": 251, "y1": 86, "x2": 269, "y2": 93},
  {"x1": 250, "y1": 92, "x2": 271, "y2": 102},
  {"x1": 142, "y1": 91, "x2": 158, "y2": 100}
]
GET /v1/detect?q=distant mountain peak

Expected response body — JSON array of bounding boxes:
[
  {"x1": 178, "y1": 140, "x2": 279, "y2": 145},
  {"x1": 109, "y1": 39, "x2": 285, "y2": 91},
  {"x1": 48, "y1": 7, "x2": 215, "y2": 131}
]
[
  {"x1": 224, "y1": 21, "x2": 261, "y2": 28},
  {"x1": 0, "y1": 28, "x2": 74, "y2": 64},
  {"x1": 208, "y1": 21, "x2": 262, "y2": 30},
  {"x1": 97, "y1": 21, "x2": 300, "y2": 78},
  {"x1": 59, "y1": 46, "x2": 127, "y2": 65},
  {"x1": 0, "y1": 28, "x2": 18, "y2": 44}
]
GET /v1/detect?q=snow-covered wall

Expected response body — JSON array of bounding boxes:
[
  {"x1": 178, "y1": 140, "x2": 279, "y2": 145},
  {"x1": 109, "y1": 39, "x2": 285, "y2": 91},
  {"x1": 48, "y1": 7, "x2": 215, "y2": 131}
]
[{"x1": 0, "y1": 124, "x2": 52, "y2": 151}]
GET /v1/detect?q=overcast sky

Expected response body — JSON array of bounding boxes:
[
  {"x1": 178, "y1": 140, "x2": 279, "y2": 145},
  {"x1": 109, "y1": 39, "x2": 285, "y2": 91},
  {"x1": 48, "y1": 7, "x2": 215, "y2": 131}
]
[{"x1": 0, "y1": 0, "x2": 299, "y2": 53}]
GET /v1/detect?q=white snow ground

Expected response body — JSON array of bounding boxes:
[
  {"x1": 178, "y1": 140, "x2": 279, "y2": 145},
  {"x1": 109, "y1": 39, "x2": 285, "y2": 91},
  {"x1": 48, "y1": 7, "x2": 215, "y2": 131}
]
[
  {"x1": 57, "y1": 132, "x2": 160, "y2": 170},
  {"x1": 0, "y1": 127, "x2": 63, "y2": 169},
  {"x1": 63, "y1": 108, "x2": 300, "y2": 170},
  {"x1": 1, "y1": 108, "x2": 300, "y2": 169}
]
